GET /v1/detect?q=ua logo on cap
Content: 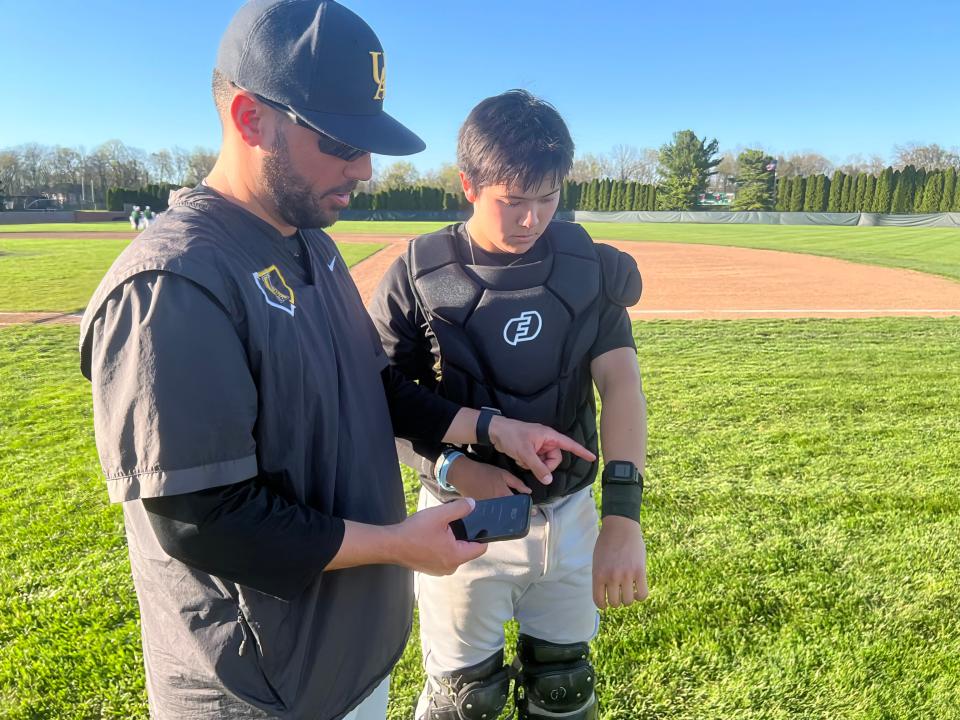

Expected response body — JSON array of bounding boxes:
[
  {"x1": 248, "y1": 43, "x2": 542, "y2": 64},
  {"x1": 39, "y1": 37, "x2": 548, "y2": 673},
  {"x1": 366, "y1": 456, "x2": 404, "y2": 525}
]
[
  {"x1": 253, "y1": 265, "x2": 296, "y2": 317},
  {"x1": 370, "y1": 51, "x2": 386, "y2": 100},
  {"x1": 503, "y1": 310, "x2": 542, "y2": 346}
]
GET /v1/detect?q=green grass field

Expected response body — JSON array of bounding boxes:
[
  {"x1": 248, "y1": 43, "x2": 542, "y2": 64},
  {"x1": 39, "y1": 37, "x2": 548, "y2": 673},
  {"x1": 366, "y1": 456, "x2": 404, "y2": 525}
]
[
  {"x1": 2, "y1": 223, "x2": 959, "y2": 718},
  {"x1": 0, "y1": 239, "x2": 384, "y2": 312},
  {"x1": 577, "y1": 223, "x2": 960, "y2": 283},
  {"x1": 3, "y1": 220, "x2": 959, "y2": 281},
  {"x1": 0, "y1": 222, "x2": 135, "y2": 233},
  {"x1": 3, "y1": 318, "x2": 959, "y2": 719}
]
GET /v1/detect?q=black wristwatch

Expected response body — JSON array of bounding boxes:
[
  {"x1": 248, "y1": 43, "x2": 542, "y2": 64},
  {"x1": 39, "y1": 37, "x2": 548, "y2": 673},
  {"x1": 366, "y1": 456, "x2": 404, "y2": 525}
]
[
  {"x1": 475, "y1": 406, "x2": 502, "y2": 446},
  {"x1": 600, "y1": 461, "x2": 643, "y2": 520}
]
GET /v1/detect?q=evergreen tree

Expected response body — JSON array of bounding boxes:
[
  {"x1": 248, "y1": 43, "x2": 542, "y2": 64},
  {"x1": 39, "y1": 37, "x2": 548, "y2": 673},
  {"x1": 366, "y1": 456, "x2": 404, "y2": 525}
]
[
  {"x1": 940, "y1": 169, "x2": 956, "y2": 212},
  {"x1": 953, "y1": 174, "x2": 960, "y2": 211},
  {"x1": 827, "y1": 170, "x2": 844, "y2": 211},
  {"x1": 861, "y1": 175, "x2": 876, "y2": 212},
  {"x1": 802, "y1": 175, "x2": 817, "y2": 212},
  {"x1": 852, "y1": 173, "x2": 866, "y2": 211},
  {"x1": 656, "y1": 129, "x2": 721, "y2": 209},
  {"x1": 891, "y1": 168, "x2": 913, "y2": 214},
  {"x1": 625, "y1": 182, "x2": 636, "y2": 211},
  {"x1": 610, "y1": 180, "x2": 627, "y2": 212},
  {"x1": 775, "y1": 177, "x2": 790, "y2": 210},
  {"x1": 840, "y1": 173, "x2": 854, "y2": 212},
  {"x1": 788, "y1": 176, "x2": 806, "y2": 211},
  {"x1": 912, "y1": 169, "x2": 928, "y2": 212},
  {"x1": 585, "y1": 179, "x2": 599, "y2": 210},
  {"x1": 815, "y1": 175, "x2": 828, "y2": 211},
  {"x1": 919, "y1": 171, "x2": 944, "y2": 212},
  {"x1": 872, "y1": 168, "x2": 893, "y2": 213},
  {"x1": 598, "y1": 179, "x2": 610, "y2": 210},
  {"x1": 731, "y1": 149, "x2": 776, "y2": 211}
]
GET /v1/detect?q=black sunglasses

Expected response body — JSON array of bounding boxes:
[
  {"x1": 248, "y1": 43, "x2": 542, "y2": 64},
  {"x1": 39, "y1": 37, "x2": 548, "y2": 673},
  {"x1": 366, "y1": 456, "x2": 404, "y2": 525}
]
[{"x1": 247, "y1": 91, "x2": 369, "y2": 162}]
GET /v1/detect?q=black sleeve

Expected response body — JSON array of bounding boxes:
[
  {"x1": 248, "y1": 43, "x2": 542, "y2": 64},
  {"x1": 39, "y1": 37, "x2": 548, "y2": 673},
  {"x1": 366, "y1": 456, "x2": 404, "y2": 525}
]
[
  {"x1": 590, "y1": 300, "x2": 637, "y2": 360},
  {"x1": 368, "y1": 255, "x2": 438, "y2": 385},
  {"x1": 370, "y1": 255, "x2": 450, "y2": 468},
  {"x1": 142, "y1": 477, "x2": 345, "y2": 602},
  {"x1": 381, "y1": 365, "x2": 459, "y2": 444}
]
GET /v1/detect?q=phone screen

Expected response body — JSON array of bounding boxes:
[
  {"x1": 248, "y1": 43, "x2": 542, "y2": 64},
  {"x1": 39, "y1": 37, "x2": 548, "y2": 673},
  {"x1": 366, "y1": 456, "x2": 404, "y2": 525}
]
[{"x1": 450, "y1": 494, "x2": 533, "y2": 543}]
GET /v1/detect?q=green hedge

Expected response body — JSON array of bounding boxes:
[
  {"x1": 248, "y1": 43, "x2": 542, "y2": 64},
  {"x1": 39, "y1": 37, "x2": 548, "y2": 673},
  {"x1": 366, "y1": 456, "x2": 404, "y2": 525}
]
[
  {"x1": 106, "y1": 183, "x2": 184, "y2": 212},
  {"x1": 774, "y1": 166, "x2": 960, "y2": 215},
  {"x1": 109, "y1": 171, "x2": 959, "y2": 215}
]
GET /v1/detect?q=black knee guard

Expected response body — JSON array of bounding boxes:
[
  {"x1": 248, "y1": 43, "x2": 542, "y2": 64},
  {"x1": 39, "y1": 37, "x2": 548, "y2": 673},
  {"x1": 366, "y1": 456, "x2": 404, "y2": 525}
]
[
  {"x1": 514, "y1": 634, "x2": 597, "y2": 719},
  {"x1": 424, "y1": 649, "x2": 511, "y2": 720}
]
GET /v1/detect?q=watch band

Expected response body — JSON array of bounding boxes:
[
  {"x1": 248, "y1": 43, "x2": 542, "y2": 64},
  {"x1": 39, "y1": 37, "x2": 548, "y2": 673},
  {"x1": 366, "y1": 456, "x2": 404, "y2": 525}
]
[
  {"x1": 601, "y1": 461, "x2": 643, "y2": 521},
  {"x1": 475, "y1": 406, "x2": 502, "y2": 446}
]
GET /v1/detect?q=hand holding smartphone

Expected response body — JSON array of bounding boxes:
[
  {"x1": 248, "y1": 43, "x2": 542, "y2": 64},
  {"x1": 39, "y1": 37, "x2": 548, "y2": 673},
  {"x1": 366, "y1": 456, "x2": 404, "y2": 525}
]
[{"x1": 449, "y1": 494, "x2": 532, "y2": 543}]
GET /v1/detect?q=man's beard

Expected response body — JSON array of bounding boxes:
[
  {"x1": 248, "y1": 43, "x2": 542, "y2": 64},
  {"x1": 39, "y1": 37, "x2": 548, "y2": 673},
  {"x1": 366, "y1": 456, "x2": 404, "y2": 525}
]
[{"x1": 261, "y1": 131, "x2": 354, "y2": 229}]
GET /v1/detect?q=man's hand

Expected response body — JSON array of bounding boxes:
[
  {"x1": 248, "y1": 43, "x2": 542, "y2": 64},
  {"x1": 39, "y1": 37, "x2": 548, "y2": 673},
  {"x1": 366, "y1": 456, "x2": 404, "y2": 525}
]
[
  {"x1": 488, "y1": 416, "x2": 595, "y2": 485},
  {"x1": 389, "y1": 498, "x2": 487, "y2": 576},
  {"x1": 592, "y1": 515, "x2": 648, "y2": 610},
  {"x1": 446, "y1": 455, "x2": 531, "y2": 500}
]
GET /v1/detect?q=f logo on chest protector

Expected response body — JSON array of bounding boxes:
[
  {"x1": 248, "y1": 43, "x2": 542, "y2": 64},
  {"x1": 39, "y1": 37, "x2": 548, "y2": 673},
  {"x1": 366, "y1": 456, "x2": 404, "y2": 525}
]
[{"x1": 503, "y1": 310, "x2": 542, "y2": 346}]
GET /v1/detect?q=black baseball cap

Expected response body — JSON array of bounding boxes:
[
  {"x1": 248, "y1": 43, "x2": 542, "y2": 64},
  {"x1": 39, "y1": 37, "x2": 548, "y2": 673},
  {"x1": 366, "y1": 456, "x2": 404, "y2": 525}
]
[{"x1": 216, "y1": 0, "x2": 425, "y2": 156}]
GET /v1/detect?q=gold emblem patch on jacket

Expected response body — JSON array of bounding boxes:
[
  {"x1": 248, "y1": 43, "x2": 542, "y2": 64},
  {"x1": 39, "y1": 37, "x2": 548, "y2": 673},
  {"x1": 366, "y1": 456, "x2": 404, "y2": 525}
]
[{"x1": 253, "y1": 265, "x2": 296, "y2": 317}]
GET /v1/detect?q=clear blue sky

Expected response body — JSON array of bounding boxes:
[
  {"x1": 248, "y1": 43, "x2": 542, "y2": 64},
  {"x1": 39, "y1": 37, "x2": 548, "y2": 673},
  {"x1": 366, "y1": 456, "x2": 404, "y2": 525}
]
[{"x1": 1, "y1": 0, "x2": 957, "y2": 172}]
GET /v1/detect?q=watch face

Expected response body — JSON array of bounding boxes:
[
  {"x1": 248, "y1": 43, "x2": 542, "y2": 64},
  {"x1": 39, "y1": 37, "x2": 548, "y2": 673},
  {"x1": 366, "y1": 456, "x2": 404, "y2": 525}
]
[{"x1": 605, "y1": 462, "x2": 639, "y2": 484}]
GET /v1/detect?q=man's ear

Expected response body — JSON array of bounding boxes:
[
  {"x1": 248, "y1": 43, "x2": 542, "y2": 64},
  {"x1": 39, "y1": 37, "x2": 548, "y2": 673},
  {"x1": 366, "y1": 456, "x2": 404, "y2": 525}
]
[
  {"x1": 459, "y1": 171, "x2": 479, "y2": 203},
  {"x1": 230, "y1": 93, "x2": 267, "y2": 147}
]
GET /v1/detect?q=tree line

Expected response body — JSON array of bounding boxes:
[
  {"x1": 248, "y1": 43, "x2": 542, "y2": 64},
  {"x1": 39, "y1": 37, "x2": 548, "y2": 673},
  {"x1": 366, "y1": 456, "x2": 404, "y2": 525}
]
[
  {"x1": 4, "y1": 135, "x2": 959, "y2": 215},
  {"x1": 0, "y1": 141, "x2": 216, "y2": 209},
  {"x1": 769, "y1": 166, "x2": 960, "y2": 213}
]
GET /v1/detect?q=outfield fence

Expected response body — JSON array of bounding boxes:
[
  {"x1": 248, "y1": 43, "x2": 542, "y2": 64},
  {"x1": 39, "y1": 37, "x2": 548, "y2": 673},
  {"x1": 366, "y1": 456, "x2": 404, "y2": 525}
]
[
  {"x1": 331, "y1": 210, "x2": 960, "y2": 227},
  {"x1": 572, "y1": 211, "x2": 960, "y2": 227},
  {"x1": 4, "y1": 209, "x2": 960, "y2": 227}
]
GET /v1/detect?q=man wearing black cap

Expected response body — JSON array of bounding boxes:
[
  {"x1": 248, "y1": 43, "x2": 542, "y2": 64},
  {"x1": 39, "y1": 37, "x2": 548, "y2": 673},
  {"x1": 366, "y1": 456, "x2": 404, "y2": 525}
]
[{"x1": 78, "y1": 2, "x2": 593, "y2": 719}]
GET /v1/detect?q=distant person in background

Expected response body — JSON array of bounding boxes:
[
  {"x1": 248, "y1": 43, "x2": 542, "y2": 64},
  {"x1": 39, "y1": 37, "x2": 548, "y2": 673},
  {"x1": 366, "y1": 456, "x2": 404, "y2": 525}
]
[
  {"x1": 142, "y1": 206, "x2": 154, "y2": 228},
  {"x1": 129, "y1": 205, "x2": 141, "y2": 230}
]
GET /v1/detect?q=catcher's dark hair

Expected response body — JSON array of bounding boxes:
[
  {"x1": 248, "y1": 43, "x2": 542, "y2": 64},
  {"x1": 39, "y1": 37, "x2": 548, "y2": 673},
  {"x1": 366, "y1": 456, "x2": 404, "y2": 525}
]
[{"x1": 457, "y1": 89, "x2": 574, "y2": 193}]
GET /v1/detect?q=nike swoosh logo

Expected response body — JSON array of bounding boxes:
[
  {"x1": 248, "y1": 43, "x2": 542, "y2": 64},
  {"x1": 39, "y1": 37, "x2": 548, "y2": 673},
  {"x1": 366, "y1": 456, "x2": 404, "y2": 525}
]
[{"x1": 327, "y1": 256, "x2": 337, "y2": 272}]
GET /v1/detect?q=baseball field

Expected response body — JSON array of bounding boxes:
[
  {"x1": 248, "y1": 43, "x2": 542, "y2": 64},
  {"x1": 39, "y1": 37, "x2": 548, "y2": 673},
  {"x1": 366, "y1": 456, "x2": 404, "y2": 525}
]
[{"x1": 1, "y1": 222, "x2": 959, "y2": 718}]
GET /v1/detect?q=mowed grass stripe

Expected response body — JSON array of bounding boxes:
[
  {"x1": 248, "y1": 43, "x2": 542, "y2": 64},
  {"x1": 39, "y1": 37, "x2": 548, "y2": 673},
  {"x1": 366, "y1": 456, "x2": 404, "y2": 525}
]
[
  {"x1": 0, "y1": 222, "x2": 136, "y2": 233},
  {"x1": 2, "y1": 319, "x2": 958, "y2": 718},
  {"x1": 3, "y1": 221, "x2": 959, "y2": 284},
  {"x1": 577, "y1": 223, "x2": 960, "y2": 284},
  {"x1": 0, "y1": 239, "x2": 385, "y2": 313}
]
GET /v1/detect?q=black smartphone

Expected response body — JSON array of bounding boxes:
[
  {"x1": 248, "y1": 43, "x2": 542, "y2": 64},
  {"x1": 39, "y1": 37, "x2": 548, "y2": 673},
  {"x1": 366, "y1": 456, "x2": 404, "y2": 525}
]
[{"x1": 449, "y1": 494, "x2": 533, "y2": 543}]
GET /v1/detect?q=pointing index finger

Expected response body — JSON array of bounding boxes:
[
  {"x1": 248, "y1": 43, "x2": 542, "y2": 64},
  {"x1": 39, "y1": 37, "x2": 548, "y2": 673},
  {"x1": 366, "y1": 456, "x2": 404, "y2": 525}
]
[{"x1": 550, "y1": 433, "x2": 596, "y2": 462}]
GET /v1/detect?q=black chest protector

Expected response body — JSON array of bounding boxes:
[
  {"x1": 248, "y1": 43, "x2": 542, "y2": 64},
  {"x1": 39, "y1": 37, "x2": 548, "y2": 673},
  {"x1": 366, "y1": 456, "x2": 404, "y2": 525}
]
[{"x1": 408, "y1": 222, "x2": 641, "y2": 504}]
